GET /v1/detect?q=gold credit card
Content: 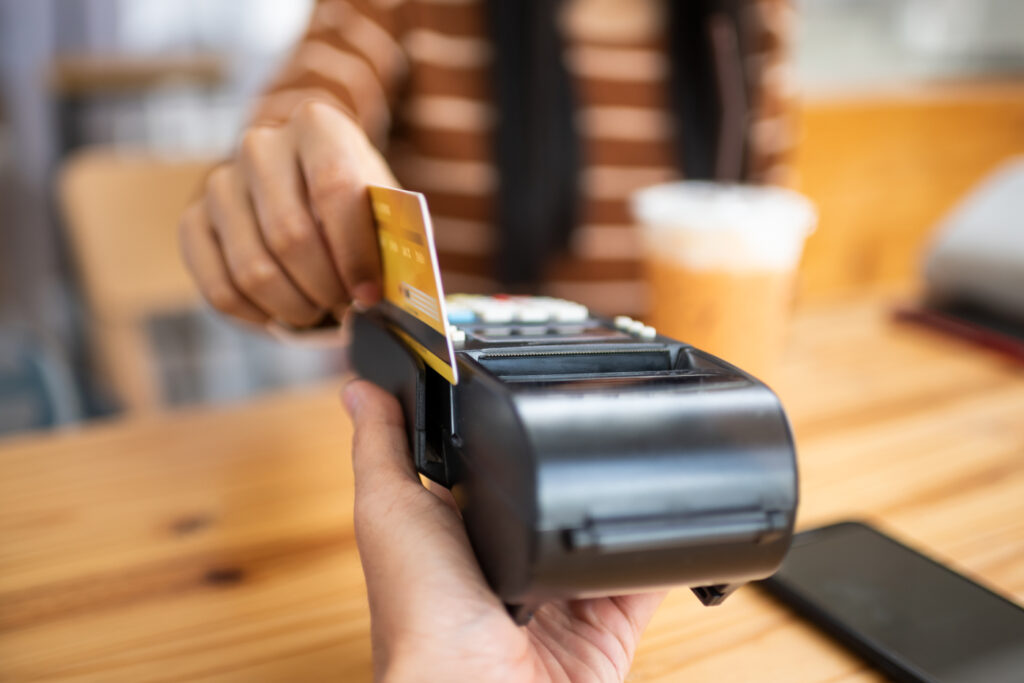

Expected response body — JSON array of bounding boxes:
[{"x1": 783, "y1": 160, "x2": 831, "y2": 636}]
[{"x1": 368, "y1": 185, "x2": 458, "y2": 384}]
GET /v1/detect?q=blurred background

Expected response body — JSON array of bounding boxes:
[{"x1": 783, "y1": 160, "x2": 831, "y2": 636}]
[{"x1": 1, "y1": 0, "x2": 1022, "y2": 436}]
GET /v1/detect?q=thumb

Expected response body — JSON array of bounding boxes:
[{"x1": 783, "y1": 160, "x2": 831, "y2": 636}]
[
  {"x1": 342, "y1": 379, "x2": 420, "y2": 494},
  {"x1": 341, "y1": 380, "x2": 501, "y2": 637}
]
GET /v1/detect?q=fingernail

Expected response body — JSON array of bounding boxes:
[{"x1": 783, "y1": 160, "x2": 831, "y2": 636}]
[
  {"x1": 342, "y1": 382, "x2": 363, "y2": 417},
  {"x1": 352, "y1": 281, "x2": 381, "y2": 309}
]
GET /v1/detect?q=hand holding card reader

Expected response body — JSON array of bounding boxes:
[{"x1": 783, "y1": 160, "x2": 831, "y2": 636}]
[{"x1": 351, "y1": 187, "x2": 799, "y2": 622}]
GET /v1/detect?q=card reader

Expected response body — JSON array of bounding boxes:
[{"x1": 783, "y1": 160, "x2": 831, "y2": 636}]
[{"x1": 350, "y1": 294, "x2": 798, "y2": 623}]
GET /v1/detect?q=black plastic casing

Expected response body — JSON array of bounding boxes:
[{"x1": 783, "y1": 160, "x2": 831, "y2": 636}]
[{"x1": 350, "y1": 309, "x2": 798, "y2": 619}]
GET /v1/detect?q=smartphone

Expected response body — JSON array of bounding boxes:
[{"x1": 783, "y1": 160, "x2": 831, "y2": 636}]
[{"x1": 759, "y1": 521, "x2": 1024, "y2": 683}]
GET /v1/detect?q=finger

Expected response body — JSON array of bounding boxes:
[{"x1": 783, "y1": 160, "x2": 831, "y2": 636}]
[
  {"x1": 179, "y1": 203, "x2": 267, "y2": 324},
  {"x1": 291, "y1": 102, "x2": 392, "y2": 307},
  {"x1": 342, "y1": 380, "x2": 501, "y2": 623},
  {"x1": 607, "y1": 591, "x2": 667, "y2": 636},
  {"x1": 237, "y1": 125, "x2": 348, "y2": 311},
  {"x1": 343, "y1": 379, "x2": 420, "y2": 493},
  {"x1": 204, "y1": 165, "x2": 323, "y2": 327}
]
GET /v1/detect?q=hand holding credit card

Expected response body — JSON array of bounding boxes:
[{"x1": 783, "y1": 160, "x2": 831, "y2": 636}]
[{"x1": 267, "y1": 184, "x2": 460, "y2": 383}]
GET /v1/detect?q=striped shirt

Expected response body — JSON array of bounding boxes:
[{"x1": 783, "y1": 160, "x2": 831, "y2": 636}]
[{"x1": 253, "y1": 0, "x2": 796, "y2": 315}]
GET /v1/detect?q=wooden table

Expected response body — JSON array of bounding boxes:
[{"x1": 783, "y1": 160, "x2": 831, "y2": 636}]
[{"x1": 2, "y1": 295, "x2": 1023, "y2": 682}]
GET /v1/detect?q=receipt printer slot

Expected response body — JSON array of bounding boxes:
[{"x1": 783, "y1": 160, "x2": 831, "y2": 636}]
[{"x1": 476, "y1": 347, "x2": 672, "y2": 377}]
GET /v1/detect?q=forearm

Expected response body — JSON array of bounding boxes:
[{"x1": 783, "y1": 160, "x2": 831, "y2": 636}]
[
  {"x1": 249, "y1": 0, "x2": 408, "y2": 147},
  {"x1": 179, "y1": 2, "x2": 407, "y2": 329}
]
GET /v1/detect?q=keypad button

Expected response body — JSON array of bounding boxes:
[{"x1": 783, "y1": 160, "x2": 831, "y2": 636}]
[
  {"x1": 445, "y1": 294, "x2": 589, "y2": 326},
  {"x1": 553, "y1": 303, "x2": 589, "y2": 323},
  {"x1": 479, "y1": 305, "x2": 515, "y2": 324},
  {"x1": 446, "y1": 306, "x2": 476, "y2": 325},
  {"x1": 515, "y1": 307, "x2": 551, "y2": 323}
]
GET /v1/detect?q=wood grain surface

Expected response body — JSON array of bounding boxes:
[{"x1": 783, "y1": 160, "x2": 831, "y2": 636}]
[{"x1": 2, "y1": 294, "x2": 1023, "y2": 682}]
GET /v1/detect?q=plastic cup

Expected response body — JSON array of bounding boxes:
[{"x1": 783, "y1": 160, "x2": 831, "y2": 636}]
[{"x1": 631, "y1": 181, "x2": 816, "y2": 381}]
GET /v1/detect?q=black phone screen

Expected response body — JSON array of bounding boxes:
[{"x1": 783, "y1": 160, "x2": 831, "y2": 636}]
[{"x1": 760, "y1": 521, "x2": 1024, "y2": 683}]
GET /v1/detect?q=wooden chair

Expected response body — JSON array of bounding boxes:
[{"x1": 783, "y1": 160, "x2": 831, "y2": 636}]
[{"x1": 58, "y1": 148, "x2": 215, "y2": 411}]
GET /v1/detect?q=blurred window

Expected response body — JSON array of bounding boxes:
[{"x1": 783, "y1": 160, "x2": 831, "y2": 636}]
[{"x1": 797, "y1": 0, "x2": 1024, "y2": 94}]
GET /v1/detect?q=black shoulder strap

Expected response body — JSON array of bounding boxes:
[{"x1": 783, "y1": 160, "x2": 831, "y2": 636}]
[
  {"x1": 484, "y1": 0, "x2": 579, "y2": 288},
  {"x1": 667, "y1": 0, "x2": 752, "y2": 181},
  {"x1": 484, "y1": 0, "x2": 752, "y2": 287}
]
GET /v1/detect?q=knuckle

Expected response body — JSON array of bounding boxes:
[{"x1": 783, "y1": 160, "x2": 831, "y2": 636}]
[
  {"x1": 292, "y1": 99, "x2": 334, "y2": 126},
  {"x1": 238, "y1": 126, "x2": 276, "y2": 166},
  {"x1": 205, "y1": 165, "x2": 234, "y2": 199},
  {"x1": 234, "y1": 258, "x2": 278, "y2": 294},
  {"x1": 308, "y1": 161, "x2": 358, "y2": 206},
  {"x1": 205, "y1": 283, "x2": 240, "y2": 313},
  {"x1": 341, "y1": 259, "x2": 373, "y2": 282},
  {"x1": 336, "y1": 248, "x2": 376, "y2": 284},
  {"x1": 264, "y1": 211, "x2": 312, "y2": 257}
]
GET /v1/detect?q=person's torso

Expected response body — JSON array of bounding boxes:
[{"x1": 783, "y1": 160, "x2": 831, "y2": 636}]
[{"x1": 390, "y1": 0, "x2": 680, "y2": 315}]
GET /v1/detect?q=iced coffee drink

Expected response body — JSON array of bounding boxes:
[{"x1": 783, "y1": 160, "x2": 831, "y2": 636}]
[{"x1": 631, "y1": 182, "x2": 816, "y2": 381}]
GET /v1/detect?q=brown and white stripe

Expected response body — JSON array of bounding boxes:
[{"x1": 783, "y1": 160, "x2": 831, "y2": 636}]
[{"x1": 252, "y1": 0, "x2": 797, "y2": 316}]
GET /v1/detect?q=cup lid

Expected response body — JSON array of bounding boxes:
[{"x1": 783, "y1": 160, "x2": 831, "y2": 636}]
[
  {"x1": 631, "y1": 181, "x2": 817, "y2": 237},
  {"x1": 630, "y1": 182, "x2": 818, "y2": 270}
]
